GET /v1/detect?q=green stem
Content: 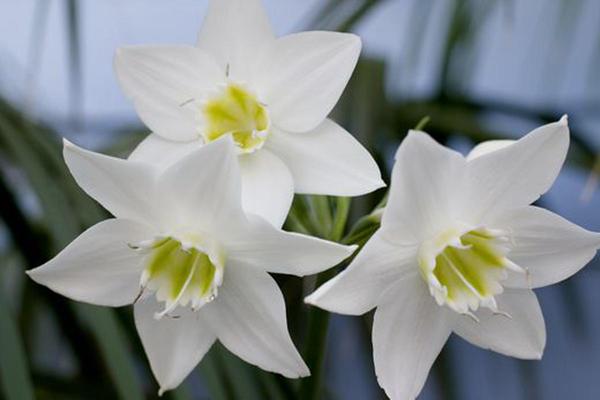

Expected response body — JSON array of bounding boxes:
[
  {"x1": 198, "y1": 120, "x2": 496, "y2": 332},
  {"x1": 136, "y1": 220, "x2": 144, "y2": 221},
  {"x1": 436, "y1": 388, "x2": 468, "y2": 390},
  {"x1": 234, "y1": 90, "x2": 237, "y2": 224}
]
[
  {"x1": 310, "y1": 195, "x2": 333, "y2": 238},
  {"x1": 331, "y1": 197, "x2": 351, "y2": 241},
  {"x1": 298, "y1": 196, "x2": 353, "y2": 399},
  {"x1": 298, "y1": 268, "x2": 338, "y2": 400}
]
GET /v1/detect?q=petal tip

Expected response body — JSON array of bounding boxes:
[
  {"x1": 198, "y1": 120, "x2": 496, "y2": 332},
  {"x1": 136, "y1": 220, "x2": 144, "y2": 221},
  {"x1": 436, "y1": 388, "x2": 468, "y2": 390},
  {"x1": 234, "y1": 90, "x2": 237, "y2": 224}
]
[
  {"x1": 346, "y1": 244, "x2": 359, "y2": 255},
  {"x1": 347, "y1": 32, "x2": 362, "y2": 50},
  {"x1": 559, "y1": 114, "x2": 568, "y2": 126},
  {"x1": 24, "y1": 268, "x2": 36, "y2": 280},
  {"x1": 298, "y1": 366, "x2": 311, "y2": 378},
  {"x1": 375, "y1": 178, "x2": 387, "y2": 190},
  {"x1": 304, "y1": 293, "x2": 317, "y2": 306},
  {"x1": 62, "y1": 138, "x2": 76, "y2": 149},
  {"x1": 25, "y1": 265, "x2": 46, "y2": 283},
  {"x1": 304, "y1": 285, "x2": 328, "y2": 308}
]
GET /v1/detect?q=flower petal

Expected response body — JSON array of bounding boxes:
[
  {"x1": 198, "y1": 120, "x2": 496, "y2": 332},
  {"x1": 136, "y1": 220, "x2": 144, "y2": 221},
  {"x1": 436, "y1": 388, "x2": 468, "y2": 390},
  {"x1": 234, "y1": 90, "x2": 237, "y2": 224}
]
[
  {"x1": 134, "y1": 297, "x2": 216, "y2": 395},
  {"x1": 63, "y1": 141, "x2": 164, "y2": 228},
  {"x1": 382, "y1": 131, "x2": 467, "y2": 244},
  {"x1": 466, "y1": 139, "x2": 515, "y2": 161},
  {"x1": 267, "y1": 120, "x2": 384, "y2": 196},
  {"x1": 239, "y1": 150, "x2": 294, "y2": 228},
  {"x1": 196, "y1": 0, "x2": 274, "y2": 80},
  {"x1": 256, "y1": 32, "x2": 361, "y2": 133},
  {"x1": 463, "y1": 117, "x2": 569, "y2": 223},
  {"x1": 493, "y1": 206, "x2": 600, "y2": 288},
  {"x1": 27, "y1": 219, "x2": 153, "y2": 307},
  {"x1": 128, "y1": 133, "x2": 203, "y2": 170},
  {"x1": 158, "y1": 136, "x2": 246, "y2": 236},
  {"x1": 226, "y1": 215, "x2": 355, "y2": 276},
  {"x1": 202, "y1": 264, "x2": 309, "y2": 378},
  {"x1": 115, "y1": 46, "x2": 224, "y2": 141},
  {"x1": 305, "y1": 231, "x2": 418, "y2": 315},
  {"x1": 373, "y1": 275, "x2": 453, "y2": 400},
  {"x1": 453, "y1": 289, "x2": 546, "y2": 359}
]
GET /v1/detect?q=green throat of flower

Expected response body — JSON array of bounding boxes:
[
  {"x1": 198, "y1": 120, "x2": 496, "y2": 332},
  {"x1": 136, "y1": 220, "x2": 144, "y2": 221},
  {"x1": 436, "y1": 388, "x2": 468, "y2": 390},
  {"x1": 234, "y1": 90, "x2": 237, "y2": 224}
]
[
  {"x1": 418, "y1": 227, "x2": 525, "y2": 317},
  {"x1": 136, "y1": 236, "x2": 224, "y2": 319},
  {"x1": 202, "y1": 83, "x2": 270, "y2": 153}
]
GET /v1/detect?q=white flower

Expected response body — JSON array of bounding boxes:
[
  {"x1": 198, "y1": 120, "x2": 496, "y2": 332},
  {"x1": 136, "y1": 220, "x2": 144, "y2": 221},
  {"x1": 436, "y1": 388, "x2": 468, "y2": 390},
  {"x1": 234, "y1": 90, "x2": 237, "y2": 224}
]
[
  {"x1": 27, "y1": 137, "x2": 356, "y2": 395},
  {"x1": 306, "y1": 117, "x2": 600, "y2": 400},
  {"x1": 114, "y1": 0, "x2": 384, "y2": 228}
]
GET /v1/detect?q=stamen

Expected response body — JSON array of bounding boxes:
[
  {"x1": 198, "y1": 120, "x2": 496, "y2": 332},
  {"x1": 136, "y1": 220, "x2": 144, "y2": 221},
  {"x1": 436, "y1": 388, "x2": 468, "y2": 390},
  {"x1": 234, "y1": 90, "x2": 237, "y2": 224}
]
[
  {"x1": 419, "y1": 226, "x2": 519, "y2": 314},
  {"x1": 462, "y1": 311, "x2": 480, "y2": 323},
  {"x1": 133, "y1": 286, "x2": 145, "y2": 304},
  {"x1": 133, "y1": 236, "x2": 225, "y2": 315},
  {"x1": 202, "y1": 83, "x2": 270, "y2": 153},
  {"x1": 180, "y1": 98, "x2": 195, "y2": 107},
  {"x1": 493, "y1": 310, "x2": 513, "y2": 319}
]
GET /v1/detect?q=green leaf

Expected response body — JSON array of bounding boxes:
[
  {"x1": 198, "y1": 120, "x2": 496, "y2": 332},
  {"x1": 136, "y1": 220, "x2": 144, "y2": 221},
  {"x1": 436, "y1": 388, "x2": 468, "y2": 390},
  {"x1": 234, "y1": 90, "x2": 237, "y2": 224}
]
[
  {"x1": 0, "y1": 111, "x2": 80, "y2": 248},
  {"x1": 215, "y1": 346, "x2": 264, "y2": 400},
  {"x1": 198, "y1": 348, "x2": 230, "y2": 400},
  {"x1": 65, "y1": 0, "x2": 83, "y2": 128},
  {"x1": 75, "y1": 305, "x2": 145, "y2": 400},
  {"x1": 0, "y1": 293, "x2": 34, "y2": 400},
  {"x1": 0, "y1": 102, "x2": 149, "y2": 399},
  {"x1": 166, "y1": 385, "x2": 193, "y2": 400}
]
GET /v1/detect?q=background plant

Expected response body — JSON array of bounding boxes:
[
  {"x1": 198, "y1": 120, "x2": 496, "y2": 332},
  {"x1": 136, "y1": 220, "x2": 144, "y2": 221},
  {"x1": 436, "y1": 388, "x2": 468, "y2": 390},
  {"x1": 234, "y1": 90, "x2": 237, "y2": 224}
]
[{"x1": 0, "y1": 0, "x2": 599, "y2": 399}]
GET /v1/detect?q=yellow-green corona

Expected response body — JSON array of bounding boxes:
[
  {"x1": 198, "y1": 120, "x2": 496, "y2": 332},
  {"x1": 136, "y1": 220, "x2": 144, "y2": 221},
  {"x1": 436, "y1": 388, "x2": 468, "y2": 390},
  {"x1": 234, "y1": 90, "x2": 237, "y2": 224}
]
[
  {"x1": 418, "y1": 227, "x2": 525, "y2": 316},
  {"x1": 202, "y1": 83, "x2": 270, "y2": 153},
  {"x1": 137, "y1": 236, "x2": 224, "y2": 318}
]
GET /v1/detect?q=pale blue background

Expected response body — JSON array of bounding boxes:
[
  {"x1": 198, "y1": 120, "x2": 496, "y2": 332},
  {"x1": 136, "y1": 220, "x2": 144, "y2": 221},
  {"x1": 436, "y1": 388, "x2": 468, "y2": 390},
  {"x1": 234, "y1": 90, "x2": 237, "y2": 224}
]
[{"x1": 1, "y1": 1, "x2": 599, "y2": 399}]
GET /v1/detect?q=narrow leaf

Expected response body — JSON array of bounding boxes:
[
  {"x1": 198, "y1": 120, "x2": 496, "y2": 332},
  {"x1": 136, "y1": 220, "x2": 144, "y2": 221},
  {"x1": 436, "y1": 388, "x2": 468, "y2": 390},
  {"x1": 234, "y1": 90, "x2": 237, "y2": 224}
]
[{"x1": 0, "y1": 294, "x2": 34, "y2": 400}]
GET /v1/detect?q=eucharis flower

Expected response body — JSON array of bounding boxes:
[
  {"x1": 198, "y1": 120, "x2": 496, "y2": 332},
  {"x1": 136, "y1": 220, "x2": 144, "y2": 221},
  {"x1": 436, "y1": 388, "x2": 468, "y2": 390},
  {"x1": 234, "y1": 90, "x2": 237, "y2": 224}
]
[
  {"x1": 27, "y1": 137, "x2": 356, "y2": 394},
  {"x1": 306, "y1": 117, "x2": 600, "y2": 400},
  {"x1": 114, "y1": 0, "x2": 384, "y2": 228}
]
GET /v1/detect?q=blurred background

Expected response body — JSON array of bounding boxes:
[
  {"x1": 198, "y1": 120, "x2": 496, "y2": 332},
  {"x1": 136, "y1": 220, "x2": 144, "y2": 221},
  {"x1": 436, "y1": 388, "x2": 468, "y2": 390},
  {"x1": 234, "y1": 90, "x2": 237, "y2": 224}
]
[{"x1": 0, "y1": 0, "x2": 599, "y2": 399}]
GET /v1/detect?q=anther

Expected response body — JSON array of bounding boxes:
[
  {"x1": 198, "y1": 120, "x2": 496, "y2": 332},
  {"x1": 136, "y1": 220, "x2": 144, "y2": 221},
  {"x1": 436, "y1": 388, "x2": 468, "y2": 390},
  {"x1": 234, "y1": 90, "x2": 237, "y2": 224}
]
[{"x1": 493, "y1": 310, "x2": 513, "y2": 319}]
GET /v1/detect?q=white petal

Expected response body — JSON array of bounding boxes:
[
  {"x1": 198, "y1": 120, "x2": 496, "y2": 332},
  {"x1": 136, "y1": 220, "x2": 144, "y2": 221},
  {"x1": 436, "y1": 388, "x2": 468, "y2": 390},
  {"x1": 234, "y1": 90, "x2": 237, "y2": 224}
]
[
  {"x1": 305, "y1": 231, "x2": 418, "y2": 315},
  {"x1": 114, "y1": 46, "x2": 223, "y2": 141},
  {"x1": 226, "y1": 215, "x2": 356, "y2": 276},
  {"x1": 63, "y1": 141, "x2": 165, "y2": 228},
  {"x1": 466, "y1": 139, "x2": 515, "y2": 161},
  {"x1": 493, "y1": 206, "x2": 600, "y2": 288},
  {"x1": 266, "y1": 120, "x2": 384, "y2": 196},
  {"x1": 463, "y1": 117, "x2": 569, "y2": 223},
  {"x1": 256, "y1": 32, "x2": 361, "y2": 133},
  {"x1": 196, "y1": 0, "x2": 274, "y2": 80},
  {"x1": 128, "y1": 133, "x2": 203, "y2": 170},
  {"x1": 453, "y1": 289, "x2": 546, "y2": 359},
  {"x1": 134, "y1": 297, "x2": 216, "y2": 395},
  {"x1": 382, "y1": 131, "x2": 467, "y2": 244},
  {"x1": 239, "y1": 150, "x2": 294, "y2": 228},
  {"x1": 158, "y1": 137, "x2": 246, "y2": 235},
  {"x1": 202, "y1": 264, "x2": 309, "y2": 378},
  {"x1": 27, "y1": 219, "x2": 153, "y2": 307},
  {"x1": 373, "y1": 275, "x2": 453, "y2": 400}
]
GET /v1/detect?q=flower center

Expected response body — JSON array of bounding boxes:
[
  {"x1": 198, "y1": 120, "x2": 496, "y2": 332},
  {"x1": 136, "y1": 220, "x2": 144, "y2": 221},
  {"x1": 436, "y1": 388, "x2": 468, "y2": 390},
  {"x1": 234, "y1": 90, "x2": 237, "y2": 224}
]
[
  {"x1": 418, "y1": 227, "x2": 525, "y2": 317},
  {"x1": 134, "y1": 236, "x2": 225, "y2": 318},
  {"x1": 202, "y1": 83, "x2": 270, "y2": 154}
]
